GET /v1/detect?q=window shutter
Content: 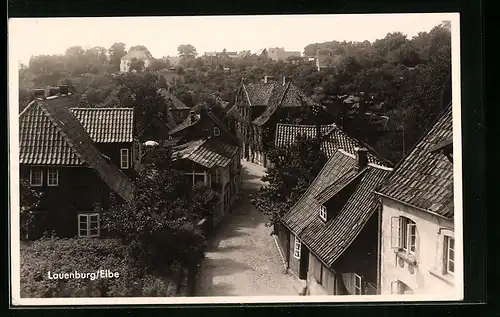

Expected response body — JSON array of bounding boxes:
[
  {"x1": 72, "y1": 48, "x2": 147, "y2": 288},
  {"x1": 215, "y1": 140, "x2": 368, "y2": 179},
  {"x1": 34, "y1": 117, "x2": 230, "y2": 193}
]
[
  {"x1": 410, "y1": 222, "x2": 418, "y2": 257},
  {"x1": 390, "y1": 281, "x2": 400, "y2": 294},
  {"x1": 390, "y1": 216, "x2": 400, "y2": 249}
]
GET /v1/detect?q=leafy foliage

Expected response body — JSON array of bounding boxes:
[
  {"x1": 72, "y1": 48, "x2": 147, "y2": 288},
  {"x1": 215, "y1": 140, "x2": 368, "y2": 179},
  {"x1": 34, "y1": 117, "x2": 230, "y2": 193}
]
[
  {"x1": 20, "y1": 179, "x2": 43, "y2": 239},
  {"x1": 250, "y1": 135, "x2": 327, "y2": 229},
  {"x1": 20, "y1": 237, "x2": 178, "y2": 297},
  {"x1": 103, "y1": 143, "x2": 216, "y2": 277}
]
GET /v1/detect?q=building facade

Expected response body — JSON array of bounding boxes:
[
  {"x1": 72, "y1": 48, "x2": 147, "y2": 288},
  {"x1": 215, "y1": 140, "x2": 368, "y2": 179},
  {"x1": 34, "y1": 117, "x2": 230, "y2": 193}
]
[
  {"x1": 376, "y1": 105, "x2": 455, "y2": 295},
  {"x1": 120, "y1": 49, "x2": 153, "y2": 72},
  {"x1": 169, "y1": 109, "x2": 242, "y2": 228},
  {"x1": 19, "y1": 89, "x2": 135, "y2": 239},
  {"x1": 267, "y1": 47, "x2": 302, "y2": 61},
  {"x1": 225, "y1": 78, "x2": 321, "y2": 168},
  {"x1": 279, "y1": 148, "x2": 392, "y2": 295}
]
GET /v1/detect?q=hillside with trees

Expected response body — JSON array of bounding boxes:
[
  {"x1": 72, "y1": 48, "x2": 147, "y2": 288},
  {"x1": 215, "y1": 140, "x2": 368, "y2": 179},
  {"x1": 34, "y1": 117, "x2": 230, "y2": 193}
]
[{"x1": 18, "y1": 21, "x2": 451, "y2": 163}]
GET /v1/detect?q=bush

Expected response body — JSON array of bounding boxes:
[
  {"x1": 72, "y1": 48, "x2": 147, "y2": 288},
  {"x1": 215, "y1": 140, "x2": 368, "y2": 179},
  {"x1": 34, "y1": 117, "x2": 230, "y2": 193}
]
[{"x1": 20, "y1": 237, "x2": 179, "y2": 298}]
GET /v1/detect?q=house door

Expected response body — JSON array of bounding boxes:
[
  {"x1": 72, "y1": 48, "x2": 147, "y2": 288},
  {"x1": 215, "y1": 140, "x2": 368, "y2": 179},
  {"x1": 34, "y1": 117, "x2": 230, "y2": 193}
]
[{"x1": 299, "y1": 246, "x2": 310, "y2": 280}]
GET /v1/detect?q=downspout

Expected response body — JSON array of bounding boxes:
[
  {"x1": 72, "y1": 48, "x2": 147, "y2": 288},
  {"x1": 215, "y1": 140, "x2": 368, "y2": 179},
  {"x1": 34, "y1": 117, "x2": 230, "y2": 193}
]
[{"x1": 376, "y1": 196, "x2": 383, "y2": 294}]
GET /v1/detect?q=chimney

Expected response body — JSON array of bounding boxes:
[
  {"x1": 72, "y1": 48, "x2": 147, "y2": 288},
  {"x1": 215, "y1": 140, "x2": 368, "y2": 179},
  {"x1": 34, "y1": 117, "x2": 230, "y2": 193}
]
[
  {"x1": 283, "y1": 76, "x2": 291, "y2": 86},
  {"x1": 34, "y1": 89, "x2": 45, "y2": 99},
  {"x1": 264, "y1": 76, "x2": 273, "y2": 84},
  {"x1": 190, "y1": 110, "x2": 196, "y2": 123},
  {"x1": 355, "y1": 147, "x2": 368, "y2": 169},
  {"x1": 59, "y1": 85, "x2": 69, "y2": 95}
]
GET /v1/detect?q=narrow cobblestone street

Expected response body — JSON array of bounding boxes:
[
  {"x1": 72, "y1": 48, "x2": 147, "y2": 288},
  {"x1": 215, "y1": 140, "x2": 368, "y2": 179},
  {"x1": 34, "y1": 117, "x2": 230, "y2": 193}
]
[{"x1": 194, "y1": 160, "x2": 297, "y2": 296}]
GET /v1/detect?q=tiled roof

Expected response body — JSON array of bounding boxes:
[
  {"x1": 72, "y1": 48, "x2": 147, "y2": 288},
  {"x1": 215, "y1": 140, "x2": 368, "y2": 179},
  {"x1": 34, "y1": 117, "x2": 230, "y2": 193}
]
[
  {"x1": 20, "y1": 99, "x2": 83, "y2": 166},
  {"x1": 19, "y1": 97, "x2": 135, "y2": 201},
  {"x1": 158, "y1": 88, "x2": 191, "y2": 110},
  {"x1": 243, "y1": 82, "x2": 276, "y2": 106},
  {"x1": 377, "y1": 105, "x2": 454, "y2": 218},
  {"x1": 300, "y1": 165, "x2": 392, "y2": 266},
  {"x1": 282, "y1": 150, "x2": 357, "y2": 234},
  {"x1": 172, "y1": 138, "x2": 238, "y2": 168},
  {"x1": 275, "y1": 123, "x2": 391, "y2": 166},
  {"x1": 169, "y1": 113, "x2": 200, "y2": 135},
  {"x1": 251, "y1": 82, "x2": 321, "y2": 126},
  {"x1": 169, "y1": 109, "x2": 239, "y2": 145},
  {"x1": 121, "y1": 49, "x2": 152, "y2": 61},
  {"x1": 70, "y1": 108, "x2": 134, "y2": 143},
  {"x1": 225, "y1": 103, "x2": 242, "y2": 121}
]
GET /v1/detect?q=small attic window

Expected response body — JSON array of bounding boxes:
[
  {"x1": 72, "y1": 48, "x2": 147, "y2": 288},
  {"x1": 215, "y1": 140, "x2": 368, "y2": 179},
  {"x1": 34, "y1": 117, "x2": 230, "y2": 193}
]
[
  {"x1": 319, "y1": 205, "x2": 327, "y2": 221},
  {"x1": 214, "y1": 127, "x2": 221, "y2": 136}
]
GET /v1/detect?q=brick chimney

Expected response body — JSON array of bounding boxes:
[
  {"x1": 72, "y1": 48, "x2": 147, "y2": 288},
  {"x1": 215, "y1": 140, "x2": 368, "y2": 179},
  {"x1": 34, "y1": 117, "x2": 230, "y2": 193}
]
[
  {"x1": 315, "y1": 123, "x2": 322, "y2": 150},
  {"x1": 34, "y1": 88, "x2": 45, "y2": 99},
  {"x1": 355, "y1": 147, "x2": 368, "y2": 169},
  {"x1": 264, "y1": 76, "x2": 273, "y2": 84}
]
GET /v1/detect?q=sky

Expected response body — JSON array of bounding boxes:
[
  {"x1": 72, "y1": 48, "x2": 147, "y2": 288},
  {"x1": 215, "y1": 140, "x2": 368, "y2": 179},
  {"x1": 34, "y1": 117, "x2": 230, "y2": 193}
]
[{"x1": 9, "y1": 13, "x2": 456, "y2": 65}]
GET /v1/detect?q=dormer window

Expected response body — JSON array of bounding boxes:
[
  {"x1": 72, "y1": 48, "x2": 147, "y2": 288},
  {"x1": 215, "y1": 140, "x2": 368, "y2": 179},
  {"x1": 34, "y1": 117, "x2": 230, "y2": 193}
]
[
  {"x1": 319, "y1": 205, "x2": 327, "y2": 221},
  {"x1": 214, "y1": 127, "x2": 221, "y2": 136}
]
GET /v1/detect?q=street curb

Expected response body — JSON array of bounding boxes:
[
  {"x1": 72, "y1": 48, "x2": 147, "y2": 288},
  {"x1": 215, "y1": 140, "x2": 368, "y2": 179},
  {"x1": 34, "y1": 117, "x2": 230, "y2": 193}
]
[{"x1": 272, "y1": 234, "x2": 288, "y2": 273}]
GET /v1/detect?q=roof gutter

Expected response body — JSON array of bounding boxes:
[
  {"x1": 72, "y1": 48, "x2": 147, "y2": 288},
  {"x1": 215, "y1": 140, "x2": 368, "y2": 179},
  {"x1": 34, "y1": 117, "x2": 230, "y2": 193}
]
[{"x1": 374, "y1": 191, "x2": 452, "y2": 220}]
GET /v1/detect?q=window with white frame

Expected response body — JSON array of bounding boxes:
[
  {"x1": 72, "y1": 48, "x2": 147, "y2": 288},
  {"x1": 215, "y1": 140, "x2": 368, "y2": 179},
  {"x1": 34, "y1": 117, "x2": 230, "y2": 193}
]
[
  {"x1": 391, "y1": 216, "x2": 417, "y2": 255},
  {"x1": 47, "y1": 168, "x2": 59, "y2": 186},
  {"x1": 30, "y1": 167, "x2": 43, "y2": 186},
  {"x1": 185, "y1": 171, "x2": 207, "y2": 186},
  {"x1": 120, "y1": 148, "x2": 129, "y2": 169},
  {"x1": 354, "y1": 274, "x2": 363, "y2": 295},
  {"x1": 214, "y1": 127, "x2": 221, "y2": 136},
  {"x1": 319, "y1": 205, "x2": 327, "y2": 221},
  {"x1": 444, "y1": 236, "x2": 455, "y2": 274},
  {"x1": 78, "y1": 213, "x2": 100, "y2": 237},
  {"x1": 293, "y1": 235, "x2": 301, "y2": 259}
]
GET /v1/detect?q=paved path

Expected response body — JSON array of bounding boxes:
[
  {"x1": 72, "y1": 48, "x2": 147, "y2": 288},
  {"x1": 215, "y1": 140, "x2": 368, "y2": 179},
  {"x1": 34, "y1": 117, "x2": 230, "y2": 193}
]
[{"x1": 194, "y1": 160, "x2": 296, "y2": 296}]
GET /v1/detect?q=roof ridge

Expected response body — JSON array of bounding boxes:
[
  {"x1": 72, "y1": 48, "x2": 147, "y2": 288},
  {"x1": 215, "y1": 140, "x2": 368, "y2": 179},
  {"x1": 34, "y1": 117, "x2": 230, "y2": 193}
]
[
  {"x1": 37, "y1": 103, "x2": 86, "y2": 164},
  {"x1": 368, "y1": 162, "x2": 393, "y2": 171},
  {"x1": 70, "y1": 107, "x2": 133, "y2": 110},
  {"x1": 19, "y1": 100, "x2": 38, "y2": 117}
]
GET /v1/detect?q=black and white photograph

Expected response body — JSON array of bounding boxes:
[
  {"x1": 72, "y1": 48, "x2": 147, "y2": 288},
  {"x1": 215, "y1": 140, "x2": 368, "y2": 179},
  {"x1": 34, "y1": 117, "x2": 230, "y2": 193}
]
[{"x1": 9, "y1": 13, "x2": 463, "y2": 305}]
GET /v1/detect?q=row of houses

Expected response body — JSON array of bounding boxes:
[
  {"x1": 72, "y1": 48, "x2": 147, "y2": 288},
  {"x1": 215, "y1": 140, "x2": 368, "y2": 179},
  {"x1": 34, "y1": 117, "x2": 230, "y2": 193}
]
[
  {"x1": 271, "y1": 105, "x2": 455, "y2": 296},
  {"x1": 19, "y1": 85, "x2": 241, "y2": 239}
]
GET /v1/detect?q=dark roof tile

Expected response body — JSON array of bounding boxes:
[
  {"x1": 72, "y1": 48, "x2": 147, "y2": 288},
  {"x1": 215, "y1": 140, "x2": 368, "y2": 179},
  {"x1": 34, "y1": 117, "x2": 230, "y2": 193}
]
[
  {"x1": 377, "y1": 105, "x2": 453, "y2": 218},
  {"x1": 70, "y1": 108, "x2": 134, "y2": 143}
]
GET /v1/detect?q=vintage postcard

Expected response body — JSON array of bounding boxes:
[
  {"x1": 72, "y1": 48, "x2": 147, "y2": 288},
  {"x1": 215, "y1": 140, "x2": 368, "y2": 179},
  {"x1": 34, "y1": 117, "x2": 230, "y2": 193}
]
[{"x1": 8, "y1": 13, "x2": 463, "y2": 306}]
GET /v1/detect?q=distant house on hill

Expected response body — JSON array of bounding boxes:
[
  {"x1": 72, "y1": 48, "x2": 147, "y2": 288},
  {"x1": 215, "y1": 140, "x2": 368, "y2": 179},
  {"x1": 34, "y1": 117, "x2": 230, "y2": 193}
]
[
  {"x1": 120, "y1": 49, "x2": 153, "y2": 72},
  {"x1": 267, "y1": 47, "x2": 302, "y2": 62}
]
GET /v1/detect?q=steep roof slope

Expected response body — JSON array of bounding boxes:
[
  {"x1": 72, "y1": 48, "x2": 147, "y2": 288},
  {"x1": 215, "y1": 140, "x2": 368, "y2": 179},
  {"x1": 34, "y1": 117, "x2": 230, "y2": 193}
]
[
  {"x1": 377, "y1": 105, "x2": 453, "y2": 218},
  {"x1": 19, "y1": 97, "x2": 135, "y2": 201},
  {"x1": 70, "y1": 108, "x2": 134, "y2": 143}
]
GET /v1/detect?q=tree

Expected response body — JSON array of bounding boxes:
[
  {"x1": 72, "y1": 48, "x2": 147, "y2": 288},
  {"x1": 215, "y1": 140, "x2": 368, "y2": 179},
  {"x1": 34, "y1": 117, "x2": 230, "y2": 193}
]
[
  {"x1": 129, "y1": 45, "x2": 153, "y2": 58},
  {"x1": 108, "y1": 42, "x2": 127, "y2": 71},
  {"x1": 147, "y1": 59, "x2": 169, "y2": 71},
  {"x1": 129, "y1": 58, "x2": 145, "y2": 72},
  {"x1": 250, "y1": 135, "x2": 327, "y2": 230},
  {"x1": 20, "y1": 179, "x2": 42, "y2": 240},
  {"x1": 103, "y1": 142, "x2": 216, "y2": 291},
  {"x1": 177, "y1": 44, "x2": 197, "y2": 60}
]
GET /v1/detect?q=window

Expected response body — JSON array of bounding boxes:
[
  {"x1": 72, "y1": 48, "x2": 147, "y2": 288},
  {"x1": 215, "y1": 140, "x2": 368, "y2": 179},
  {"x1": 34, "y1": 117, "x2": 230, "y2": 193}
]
[
  {"x1": 47, "y1": 168, "x2": 59, "y2": 186},
  {"x1": 390, "y1": 280, "x2": 413, "y2": 294},
  {"x1": 120, "y1": 148, "x2": 129, "y2": 169},
  {"x1": 78, "y1": 213, "x2": 100, "y2": 237},
  {"x1": 354, "y1": 274, "x2": 363, "y2": 295},
  {"x1": 214, "y1": 127, "x2": 221, "y2": 136},
  {"x1": 293, "y1": 235, "x2": 301, "y2": 259},
  {"x1": 319, "y1": 205, "x2": 327, "y2": 221},
  {"x1": 30, "y1": 167, "x2": 43, "y2": 186},
  {"x1": 185, "y1": 171, "x2": 207, "y2": 186},
  {"x1": 391, "y1": 216, "x2": 417, "y2": 255},
  {"x1": 444, "y1": 236, "x2": 455, "y2": 274}
]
